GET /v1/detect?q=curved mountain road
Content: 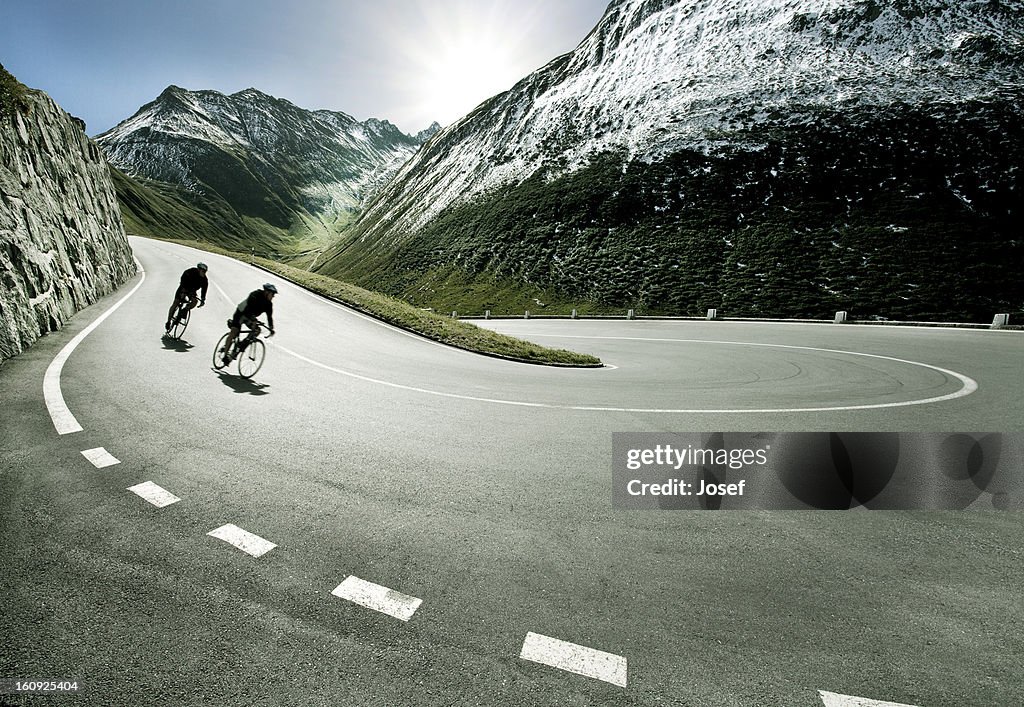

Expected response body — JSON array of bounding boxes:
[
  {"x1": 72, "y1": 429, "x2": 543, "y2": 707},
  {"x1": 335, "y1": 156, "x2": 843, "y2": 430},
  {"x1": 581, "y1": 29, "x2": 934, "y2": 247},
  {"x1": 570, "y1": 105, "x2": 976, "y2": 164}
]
[{"x1": 1, "y1": 236, "x2": 1022, "y2": 706}]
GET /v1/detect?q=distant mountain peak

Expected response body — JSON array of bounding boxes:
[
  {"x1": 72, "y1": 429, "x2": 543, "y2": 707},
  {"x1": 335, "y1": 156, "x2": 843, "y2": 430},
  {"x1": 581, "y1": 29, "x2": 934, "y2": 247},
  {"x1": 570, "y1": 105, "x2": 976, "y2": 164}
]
[
  {"x1": 157, "y1": 84, "x2": 187, "y2": 96},
  {"x1": 416, "y1": 122, "x2": 442, "y2": 143},
  {"x1": 96, "y1": 86, "x2": 433, "y2": 252},
  {"x1": 231, "y1": 86, "x2": 270, "y2": 98}
]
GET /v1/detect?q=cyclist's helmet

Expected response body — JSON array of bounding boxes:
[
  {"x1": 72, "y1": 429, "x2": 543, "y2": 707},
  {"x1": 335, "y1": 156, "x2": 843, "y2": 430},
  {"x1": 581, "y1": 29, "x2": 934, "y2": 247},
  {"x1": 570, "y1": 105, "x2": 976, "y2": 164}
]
[
  {"x1": 197, "y1": 262, "x2": 208, "y2": 271},
  {"x1": 263, "y1": 283, "x2": 278, "y2": 293}
]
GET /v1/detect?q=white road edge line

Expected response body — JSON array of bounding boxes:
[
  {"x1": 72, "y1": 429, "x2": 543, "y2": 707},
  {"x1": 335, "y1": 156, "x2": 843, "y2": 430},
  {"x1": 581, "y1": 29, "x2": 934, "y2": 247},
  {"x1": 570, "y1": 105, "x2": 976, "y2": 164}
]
[
  {"x1": 330, "y1": 576, "x2": 423, "y2": 622},
  {"x1": 81, "y1": 447, "x2": 120, "y2": 469},
  {"x1": 273, "y1": 340, "x2": 976, "y2": 414},
  {"x1": 201, "y1": 245, "x2": 977, "y2": 414},
  {"x1": 44, "y1": 257, "x2": 146, "y2": 435},
  {"x1": 127, "y1": 481, "x2": 181, "y2": 508},
  {"x1": 819, "y1": 690, "x2": 921, "y2": 707},
  {"x1": 207, "y1": 524, "x2": 277, "y2": 557},
  {"x1": 527, "y1": 334, "x2": 979, "y2": 406},
  {"x1": 520, "y1": 631, "x2": 627, "y2": 688}
]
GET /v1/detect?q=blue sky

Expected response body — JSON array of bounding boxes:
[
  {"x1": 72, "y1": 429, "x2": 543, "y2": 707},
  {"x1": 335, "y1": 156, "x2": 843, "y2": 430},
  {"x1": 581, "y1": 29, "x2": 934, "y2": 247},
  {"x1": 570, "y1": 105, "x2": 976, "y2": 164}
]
[{"x1": 1, "y1": 0, "x2": 611, "y2": 136}]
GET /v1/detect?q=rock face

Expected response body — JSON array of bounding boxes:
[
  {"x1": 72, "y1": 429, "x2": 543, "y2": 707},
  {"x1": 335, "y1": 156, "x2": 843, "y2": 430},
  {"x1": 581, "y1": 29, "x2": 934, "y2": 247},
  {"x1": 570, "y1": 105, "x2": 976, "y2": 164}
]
[{"x1": 1, "y1": 67, "x2": 136, "y2": 363}]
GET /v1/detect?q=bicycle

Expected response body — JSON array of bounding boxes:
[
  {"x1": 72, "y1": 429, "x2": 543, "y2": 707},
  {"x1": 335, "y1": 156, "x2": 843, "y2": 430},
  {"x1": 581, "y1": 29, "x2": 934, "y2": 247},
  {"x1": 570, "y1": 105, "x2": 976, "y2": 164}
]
[{"x1": 213, "y1": 318, "x2": 271, "y2": 379}]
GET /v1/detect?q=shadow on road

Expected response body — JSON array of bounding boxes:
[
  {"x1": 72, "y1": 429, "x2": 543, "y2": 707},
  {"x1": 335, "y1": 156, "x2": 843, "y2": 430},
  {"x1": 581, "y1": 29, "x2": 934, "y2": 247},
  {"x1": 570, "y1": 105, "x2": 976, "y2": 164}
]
[
  {"x1": 214, "y1": 370, "x2": 271, "y2": 396},
  {"x1": 161, "y1": 334, "x2": 195, "y2": 352}
]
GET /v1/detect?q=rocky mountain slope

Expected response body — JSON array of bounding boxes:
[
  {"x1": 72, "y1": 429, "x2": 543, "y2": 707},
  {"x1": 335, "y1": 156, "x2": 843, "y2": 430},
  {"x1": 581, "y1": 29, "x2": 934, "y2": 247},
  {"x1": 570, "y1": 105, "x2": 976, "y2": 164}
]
[
  {"x1": 1, "y1": 65, "x2": 135, "y2": 363},
  {"x1": 316, "y1": 0, "x2": 1024, "y2": 321},
  {"x1": 97, "y1": 86, "x2": 438, "y2": 257}
]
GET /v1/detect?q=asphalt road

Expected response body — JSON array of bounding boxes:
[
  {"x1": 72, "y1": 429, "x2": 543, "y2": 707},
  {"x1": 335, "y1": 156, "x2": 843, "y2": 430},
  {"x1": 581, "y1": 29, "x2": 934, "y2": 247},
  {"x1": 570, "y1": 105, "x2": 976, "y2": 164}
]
[{"x1": 1, "y1": 236, "x2": 1022, "y2": 706}]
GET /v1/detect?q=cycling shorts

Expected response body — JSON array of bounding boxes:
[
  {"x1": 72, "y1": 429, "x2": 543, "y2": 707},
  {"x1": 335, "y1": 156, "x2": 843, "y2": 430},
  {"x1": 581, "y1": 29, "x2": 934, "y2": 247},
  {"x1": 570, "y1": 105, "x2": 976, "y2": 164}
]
[
  {"x1": 229, "y1": 309, "x2": 260, "y2": 330},
  {"x1": 174, "y1": 287, "x2": 199, "y2": 305}
]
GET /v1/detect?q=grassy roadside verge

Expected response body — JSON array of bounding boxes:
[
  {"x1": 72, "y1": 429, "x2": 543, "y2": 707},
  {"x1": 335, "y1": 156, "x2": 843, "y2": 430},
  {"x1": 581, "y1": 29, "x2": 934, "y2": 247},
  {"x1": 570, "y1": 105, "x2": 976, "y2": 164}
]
[{"x1": 144, "y1": 236, "x2": 603, "y2": 367}]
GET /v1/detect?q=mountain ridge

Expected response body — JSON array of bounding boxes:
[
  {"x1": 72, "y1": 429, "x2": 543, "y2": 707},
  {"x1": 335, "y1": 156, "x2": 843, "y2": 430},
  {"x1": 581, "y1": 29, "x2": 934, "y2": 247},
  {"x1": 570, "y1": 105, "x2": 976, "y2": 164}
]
[
  {"x1": 96, "y1": 85, "x2": 439, "y2": 256},
  {"x1": 314, "y1": 0, "x2": 1024, "y2": 321},
  {"x1": 328, "y1": 0, "x2": 1024, "y2": 237}
]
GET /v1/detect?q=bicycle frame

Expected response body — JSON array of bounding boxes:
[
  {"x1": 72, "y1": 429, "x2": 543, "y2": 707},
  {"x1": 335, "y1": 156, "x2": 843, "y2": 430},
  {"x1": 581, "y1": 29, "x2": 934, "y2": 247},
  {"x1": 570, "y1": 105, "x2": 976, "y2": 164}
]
[{"x1": 234, "y1": 318, "x2": 266, "y2": 352}]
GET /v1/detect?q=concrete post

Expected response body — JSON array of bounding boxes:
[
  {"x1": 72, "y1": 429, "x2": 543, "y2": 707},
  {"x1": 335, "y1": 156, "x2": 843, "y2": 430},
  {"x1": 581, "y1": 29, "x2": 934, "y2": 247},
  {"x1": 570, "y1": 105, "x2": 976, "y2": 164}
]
[
  {"x1": 707, "y1": 308, "x2": 718, "y2": 320},
  {"x1": 485, "y1": 310, "x2": 491, "y2": 320},
  {"x1": 525, "y1": 310, "x2": 530, "y2": 320},
  {"x1": 992, "y1": 313, "x2": 1010, "y2": 329},
  {"x1": 627, "y1": 309, "x2": 635, "y2": 320},
  {"x1": 571, "y1": 309, "x2": 578, "y2": 320},
  {"x1": 834, "y1": 311, "x2": 848, "y2": 324}
]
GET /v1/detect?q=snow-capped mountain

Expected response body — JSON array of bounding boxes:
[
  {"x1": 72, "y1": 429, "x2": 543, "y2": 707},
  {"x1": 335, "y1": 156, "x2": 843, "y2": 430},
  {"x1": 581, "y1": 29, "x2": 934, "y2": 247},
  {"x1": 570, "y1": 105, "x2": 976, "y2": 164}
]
[
  {"x1": 317, "y1": 0, "x2": 1024, "y2": 320},
  {"x1": 337, "y1": 0, "x2": 1023, "y2": 234},
  {"x1": 97, "y1": 86, "x2": 438, "y2": 251}
]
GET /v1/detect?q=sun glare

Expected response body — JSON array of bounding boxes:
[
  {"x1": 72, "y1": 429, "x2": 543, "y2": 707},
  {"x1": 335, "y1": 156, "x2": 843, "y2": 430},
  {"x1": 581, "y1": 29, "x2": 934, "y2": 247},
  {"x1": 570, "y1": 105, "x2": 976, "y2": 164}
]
[
  {"x1": 417, "y1": 34, "x2": 524, "y2": 122},
  {"x1": 380, "y1": 0, "x2": 545, "y2": 130}
]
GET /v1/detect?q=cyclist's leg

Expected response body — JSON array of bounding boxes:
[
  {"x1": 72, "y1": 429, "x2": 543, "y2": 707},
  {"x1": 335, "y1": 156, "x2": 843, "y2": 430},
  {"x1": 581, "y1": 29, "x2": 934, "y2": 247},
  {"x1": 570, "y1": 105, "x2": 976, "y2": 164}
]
[
  {"x1": 166, "y1": 289, "x2": 185, "y2": 328},
  {"x1": 236, "y1": 317, "x2": 260, "y2": 353},
  {"x1": 175, "y1": 293, "x2": 197, "y2": 325},
  {"x1": 222, "y1": 310, "x2": 243, "y2": 357}
]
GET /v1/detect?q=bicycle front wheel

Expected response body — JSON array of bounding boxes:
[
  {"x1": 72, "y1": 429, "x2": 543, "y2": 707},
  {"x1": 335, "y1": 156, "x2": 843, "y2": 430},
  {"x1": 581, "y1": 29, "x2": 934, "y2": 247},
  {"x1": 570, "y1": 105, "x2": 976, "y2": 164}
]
[
  {"x1": 237, "y1": 339, "x2": 266, "y2": 379},
  {"x1": 213, "y1": 332, "x2": 231, "y2": 370}
]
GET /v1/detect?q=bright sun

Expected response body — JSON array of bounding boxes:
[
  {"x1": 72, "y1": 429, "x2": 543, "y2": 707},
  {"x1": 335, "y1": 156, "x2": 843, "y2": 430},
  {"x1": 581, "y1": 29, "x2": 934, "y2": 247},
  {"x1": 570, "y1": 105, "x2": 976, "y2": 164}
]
[
  {"x1": 386, "y1": 0, "x2": 544, "y2": 129},
  {"x1": 417, "y1": 35, "x2": 525, "y2": 123}
]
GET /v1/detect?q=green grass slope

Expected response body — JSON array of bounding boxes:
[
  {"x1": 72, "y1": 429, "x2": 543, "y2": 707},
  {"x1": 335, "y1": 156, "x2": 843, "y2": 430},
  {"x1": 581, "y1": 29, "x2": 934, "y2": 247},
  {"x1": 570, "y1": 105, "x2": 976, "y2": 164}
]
[
  {"x1": 110, "y1": 167, "x2": 326, "y2": 259},
  {"x1": 143, "y1": 237, "x2": 601, "y2": 367}
]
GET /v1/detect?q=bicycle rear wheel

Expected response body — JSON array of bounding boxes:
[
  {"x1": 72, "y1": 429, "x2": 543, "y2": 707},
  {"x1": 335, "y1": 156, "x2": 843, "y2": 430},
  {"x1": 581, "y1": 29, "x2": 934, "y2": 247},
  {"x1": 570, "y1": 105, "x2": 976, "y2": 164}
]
[
  {"x1": 237, "y1": 339, "x2": 266, "y2": 379},
  {"x1": 213, "y1": 332, "x2": 231, "y2": 370},
  {"x1": 168, "y1": 306, "x2": 190, "y2": 339}
]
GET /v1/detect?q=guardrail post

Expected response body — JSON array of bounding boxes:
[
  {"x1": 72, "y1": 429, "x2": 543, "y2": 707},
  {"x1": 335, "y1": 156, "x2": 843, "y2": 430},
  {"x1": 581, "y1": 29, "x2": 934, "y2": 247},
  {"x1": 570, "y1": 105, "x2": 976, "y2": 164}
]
[
  {"x1": 627, "y1": 309, "x2": 635, "y2": 320},
  {"x1": 571, "y1": 309, "x2": 578, "y2": 320},
  {"x1": 525, "y1": 310, "x2": 530, "y2": 320},
  {"x1": 992, "y1": 313, "x2": 1009, "y2": 329},
  {"x1": 834, "y1": 311, "x2": 848, "y2": 324},
  {"x1": 485, "y1": 310, "x2": 491, "y2": 320},
  {"x1": 707, "y1": 308, "x2": 718, "y2": 320},
  {"x1": 451, "y1": 311, "x2": 458, "y2": 319}
]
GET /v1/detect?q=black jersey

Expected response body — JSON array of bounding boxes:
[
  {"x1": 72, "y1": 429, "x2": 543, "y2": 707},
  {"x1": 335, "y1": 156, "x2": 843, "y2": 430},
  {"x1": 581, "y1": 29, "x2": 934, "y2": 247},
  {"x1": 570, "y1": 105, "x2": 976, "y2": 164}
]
[
  {"x1": 178, "y1": 267, "x2": 209, "y2": 300},
  {"x1": 238, "y1": 290, "x2": 274, "y2": 329}
]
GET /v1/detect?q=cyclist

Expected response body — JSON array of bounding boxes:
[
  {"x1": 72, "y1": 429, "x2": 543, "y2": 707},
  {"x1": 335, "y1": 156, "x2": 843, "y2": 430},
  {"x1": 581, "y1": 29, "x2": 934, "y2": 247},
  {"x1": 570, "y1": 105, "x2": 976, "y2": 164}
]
[
  {"x1": 166, "y1": 262, "x2": 209, "y2": 331},
  {"x1": 221, "y1": 283, "x2": 277, "y2": 363}
]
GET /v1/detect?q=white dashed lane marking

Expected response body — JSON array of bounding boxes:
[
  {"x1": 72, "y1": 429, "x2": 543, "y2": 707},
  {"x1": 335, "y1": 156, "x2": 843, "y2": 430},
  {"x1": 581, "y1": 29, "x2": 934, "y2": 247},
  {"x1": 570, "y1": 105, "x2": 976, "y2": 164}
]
[
  {"x1": 819, "y1": 691, "x2": 921, "y2": 707},
  {"x1": 331, "y1": 576, "x2": 423, "y2": 622},
  {"x1": 519, "y1": 631, "x2": 627, "y2": 687},
  {"x1": 81, "y1": 447, "x2": 120, "y2": 468},
  {"x1": 127, "y1": 481, "x2": 181, "y2": 508},
  {"x1": 207, "y1": 524, "x2": 277, "y2": 557}
]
